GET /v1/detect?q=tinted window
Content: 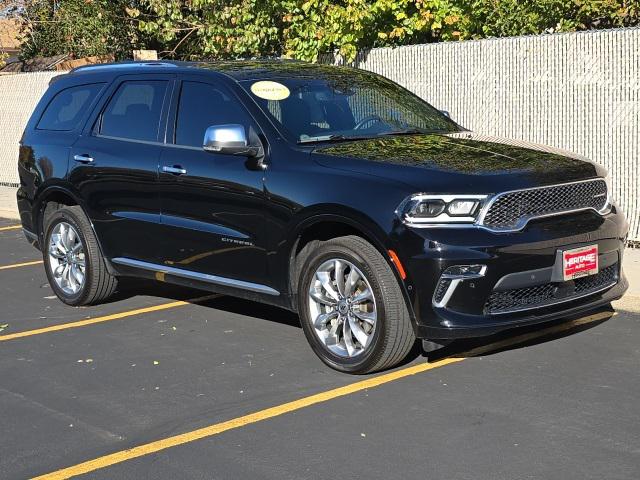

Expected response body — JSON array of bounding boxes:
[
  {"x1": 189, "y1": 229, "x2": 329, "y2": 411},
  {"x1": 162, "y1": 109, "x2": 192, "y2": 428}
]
[
  {"x1": 37, "y1": 83, "x2": 104, "y2": 131},
  {"x1": 100, "y1": 81, "x2": 167, "y2": 142},
  {"x1": 175, "y1": 81, "x2": 252, "y2": 148},
  {"x1": 241, "y1": 71, "x2": 460, "y2": 143}
]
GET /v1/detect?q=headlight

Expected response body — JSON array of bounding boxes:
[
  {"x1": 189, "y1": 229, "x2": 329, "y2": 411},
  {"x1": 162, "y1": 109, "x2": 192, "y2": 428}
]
[
  {"x1": 396, "y1": 194, "x2": 489, "y2": 226},
  {"x1": 601, "y1": 173, "x2": 614, "y2": 214}
]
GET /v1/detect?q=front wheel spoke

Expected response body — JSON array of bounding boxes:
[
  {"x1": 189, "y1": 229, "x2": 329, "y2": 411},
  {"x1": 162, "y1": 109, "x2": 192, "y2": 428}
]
[
  {"x1": 314, "y1": 310, "x2": 338, "y2": 329},
  {"x1": 66, "y1": 226, "x2": 77, "y2": 249},
  {"x1": 334, "y1": 260, "x2": 346, "y2": 296},
  {"x1": 54, "y1": 236, "x2": 67, "y2": 255},
  {"x1": 342, "y1": 319, "x2": 356, "y2": 356},
  {"x1": 344, "y1": 268, "x2": 360, "y2": 297},
  {"x1": 348, "y1": 314, "x2": 369, "y2": 348},
  {"x1": 71, "y1": 264, "x2": 84, "y2": 286},
  {"x1": 353, "y1": 309, "x2": 376, "y2": 325},
  {"x1": 53, "y1": 263, "x2": 66, "y2": 278},
  {"x1": 63, "y1": 264, "x2": 73, "y2": 288},
  {"x1": 49, "y1": 246, "x2": 65, "y2": 259},
  {"x1": 310, "y1": 291, "x2": 337, "y2": 307},
  {"x1": 59, "y1": 224, "x2": 70, "y2": 250},
  {"x1": 351, "y1": 288, "x2": 373, "y2": 304},
  {"x1": 316, "y1": 272, "x2": 340, "y2": 301}
]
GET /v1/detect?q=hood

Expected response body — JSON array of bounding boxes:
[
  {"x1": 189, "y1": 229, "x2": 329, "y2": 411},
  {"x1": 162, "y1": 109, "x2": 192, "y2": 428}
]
[{"x1": 312, "y1": 133, "x2": 605, "y2": 193}]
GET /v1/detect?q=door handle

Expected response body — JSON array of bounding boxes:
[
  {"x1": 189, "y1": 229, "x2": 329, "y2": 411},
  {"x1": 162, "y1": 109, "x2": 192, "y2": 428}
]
[
  {"x1": 73, "y1": 154, "x2": 94, "y2": 164},
  {"x1": 162, "y1": 165, "x2": 187, "y2": 175}
]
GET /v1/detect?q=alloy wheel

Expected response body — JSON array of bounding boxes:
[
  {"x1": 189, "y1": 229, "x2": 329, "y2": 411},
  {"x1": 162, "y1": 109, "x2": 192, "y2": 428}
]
[
  {"x1": 48, "y1": 221, "x2": 86, "y2": 295},
  {"x1": 308, "y1": 258, "x2": 378, "y2": 358}
]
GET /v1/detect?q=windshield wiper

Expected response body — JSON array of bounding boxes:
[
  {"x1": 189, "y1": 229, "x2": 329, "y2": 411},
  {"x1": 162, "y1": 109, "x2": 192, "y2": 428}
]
[
  {"x1": 378, "y1": 128, "x2": 429, "y2": 136},
  {"x1": 297, "y1": 134, "x2": 375, "y2": 144}
]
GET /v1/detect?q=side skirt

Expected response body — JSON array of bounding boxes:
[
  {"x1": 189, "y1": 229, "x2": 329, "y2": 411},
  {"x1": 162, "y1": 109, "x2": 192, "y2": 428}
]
[{"x1": 111, "y1": 257, "x2": 280, "y2": 296}]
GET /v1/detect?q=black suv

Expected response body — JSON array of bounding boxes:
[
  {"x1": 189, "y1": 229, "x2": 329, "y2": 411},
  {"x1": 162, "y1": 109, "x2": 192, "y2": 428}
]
[{"x1": 18, "y1": 60, "x2": 628, "y2": 373}]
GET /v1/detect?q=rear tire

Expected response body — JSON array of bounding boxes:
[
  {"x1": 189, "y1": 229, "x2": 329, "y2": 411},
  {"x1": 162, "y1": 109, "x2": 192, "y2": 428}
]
[
  {"x1": 43, "y1": 206, "x2": 118, "y2": 306},
  {"x1": 297, "y1": 235, "x2": 415, "y2": 374}
]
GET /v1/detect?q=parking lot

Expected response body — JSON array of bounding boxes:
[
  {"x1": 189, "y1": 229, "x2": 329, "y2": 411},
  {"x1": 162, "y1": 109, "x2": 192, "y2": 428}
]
[{"x1": 1, "y1": 216, "x2": 639, "y2": 480}]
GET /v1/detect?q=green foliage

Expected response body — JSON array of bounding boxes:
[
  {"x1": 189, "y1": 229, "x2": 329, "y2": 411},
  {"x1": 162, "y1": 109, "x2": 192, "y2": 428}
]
[
  {"x1": 19, "y1": 0, "x2": 139, "y2": 60},
  {"x1": 136, "y1": 0, "x2": 639, "y2": 62},
  {"x1": 15, "y1": 0, "x2": 640, "y2": 62}
]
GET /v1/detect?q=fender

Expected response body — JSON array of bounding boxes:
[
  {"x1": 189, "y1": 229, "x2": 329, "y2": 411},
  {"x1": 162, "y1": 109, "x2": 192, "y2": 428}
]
[
  {"x1": 282, "y1": 207, "x2": 418, "y2": 329},
  {"x1": 33, "y1": 182, "x2": 117, "y2": 275}
]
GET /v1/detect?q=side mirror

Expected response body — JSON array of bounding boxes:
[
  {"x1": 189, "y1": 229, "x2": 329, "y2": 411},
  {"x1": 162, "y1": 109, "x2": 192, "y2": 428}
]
[{"x1": 203, "y1": 124, "x2": 261, "y2": 157}]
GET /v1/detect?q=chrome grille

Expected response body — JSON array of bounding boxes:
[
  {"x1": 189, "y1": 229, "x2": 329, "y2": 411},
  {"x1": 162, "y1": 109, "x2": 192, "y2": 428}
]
[
  {"x1": 484, "y1": 264, "x2": 617, "y2": 315},
  {"x1": 481, "y1": 179, "x2": 608, "y2": 230}
]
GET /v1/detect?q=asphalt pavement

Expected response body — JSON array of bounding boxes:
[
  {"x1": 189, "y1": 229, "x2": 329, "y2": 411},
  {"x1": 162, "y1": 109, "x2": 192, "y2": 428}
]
[{"x1": 1, "y1": 216, "x2": 639, "y2": 480}]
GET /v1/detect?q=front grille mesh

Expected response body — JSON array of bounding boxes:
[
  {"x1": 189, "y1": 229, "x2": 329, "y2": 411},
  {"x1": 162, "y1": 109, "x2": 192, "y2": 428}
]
[
  {"x1": 482, "y1": 180, "x2": 608, "y2": 230},
  {"x1": 484, "y1": 264, "x2": 617, "y2": 314}
]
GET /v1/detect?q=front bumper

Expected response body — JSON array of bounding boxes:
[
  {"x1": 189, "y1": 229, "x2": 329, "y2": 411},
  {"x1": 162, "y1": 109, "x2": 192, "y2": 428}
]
[{"x1": 393, "y1": 208, "x2": 629, "y2": 339}]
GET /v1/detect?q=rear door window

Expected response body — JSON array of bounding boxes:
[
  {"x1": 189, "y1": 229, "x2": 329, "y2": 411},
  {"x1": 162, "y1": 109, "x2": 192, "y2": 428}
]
[
  {"x1": 99, "y1": 80, "x2": 168, "y2": 142},
  {"x1": 37, "y1": 83, "x2": 104, "y2": 131}
]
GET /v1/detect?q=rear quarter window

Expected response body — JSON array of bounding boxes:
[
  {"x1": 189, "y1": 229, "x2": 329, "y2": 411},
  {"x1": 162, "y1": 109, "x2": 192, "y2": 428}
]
[{"x1": 37, "y1": 83, "x2": 104, "y2": 131}]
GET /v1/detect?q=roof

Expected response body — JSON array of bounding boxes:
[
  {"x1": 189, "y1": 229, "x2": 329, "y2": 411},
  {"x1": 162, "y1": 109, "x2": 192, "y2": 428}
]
[
  {"x1": 70, "y1": 59, "x2": 361, "y2": 81},
  {"x1": 0, "y1": 18, "x2": 20, "y2": 52}
]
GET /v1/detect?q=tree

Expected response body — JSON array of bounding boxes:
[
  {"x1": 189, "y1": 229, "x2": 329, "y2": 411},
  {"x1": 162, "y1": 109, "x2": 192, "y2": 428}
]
[
  {"x1": 9, "y1": 0, "x2": 640, "y2": 62},
  {"x1": 17, "y1": 0, "x2": 140, "y2": 60},
  {"x1": 135, "y1": 0, "x2": 639, "y2": 62}
]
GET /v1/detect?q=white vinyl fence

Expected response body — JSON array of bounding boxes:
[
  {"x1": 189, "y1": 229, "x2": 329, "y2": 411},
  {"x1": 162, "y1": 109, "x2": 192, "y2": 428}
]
[
  {"x1": 323, "y1": 28, "x2": 640, "y2": 242},
  {"x1": 0, "y1": 71, "x2": 60, "y2": 186},
  {"x1": 0, "y1": 28, "x2": 638, "y2": 240}
]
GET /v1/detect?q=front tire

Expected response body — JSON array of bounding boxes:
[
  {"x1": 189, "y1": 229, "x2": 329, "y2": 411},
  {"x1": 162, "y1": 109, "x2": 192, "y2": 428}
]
[
  {"x1": 297, "y1": 236, "x2": 415, "y2": 374},
  {"x1": 43, "y1": 206, "x2": 118, "y2": 306}
]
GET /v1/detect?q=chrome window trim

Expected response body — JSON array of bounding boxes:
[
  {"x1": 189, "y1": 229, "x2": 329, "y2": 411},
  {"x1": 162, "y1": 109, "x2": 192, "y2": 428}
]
[{"x1": 111, "y1": 257, "x2": 280, "y2": 296}]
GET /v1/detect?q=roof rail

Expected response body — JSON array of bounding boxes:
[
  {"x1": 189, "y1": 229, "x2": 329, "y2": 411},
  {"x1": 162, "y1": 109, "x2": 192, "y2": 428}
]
[{"x1": 71, "y1": 61, "x2": 179, "y2": 73}]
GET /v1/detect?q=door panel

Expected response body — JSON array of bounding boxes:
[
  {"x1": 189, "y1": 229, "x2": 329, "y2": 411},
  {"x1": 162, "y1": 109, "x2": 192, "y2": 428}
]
[
  {"x1": 158, "y1": 77, "x2": 268, "y2": 286},
  {"x1": 69, "y1": 136, "x2": 164, "y2": 262},
  {"x1": 68, "y1": 76, "x2": 173, "y2": 263}
]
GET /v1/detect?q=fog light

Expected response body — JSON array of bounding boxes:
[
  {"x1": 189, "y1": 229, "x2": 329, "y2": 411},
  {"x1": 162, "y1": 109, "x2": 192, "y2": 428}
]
[
  {"x1": 433, "y1": 264, "x2": 487, "y2": 308},
  {"x1": 442, "y1": 264, "x2": 486, "y2": 277}
]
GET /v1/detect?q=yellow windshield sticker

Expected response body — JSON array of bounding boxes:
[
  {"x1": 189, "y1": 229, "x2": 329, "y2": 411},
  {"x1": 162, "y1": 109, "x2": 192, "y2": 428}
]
[{"x1": 250, "y1": 81, "x2": 290, "y2": 101}]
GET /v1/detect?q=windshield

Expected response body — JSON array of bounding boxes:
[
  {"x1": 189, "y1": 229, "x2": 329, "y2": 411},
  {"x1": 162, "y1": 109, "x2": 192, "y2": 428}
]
[{"x1": 240, "y1": 71, "x2": 461, "y2": 143}]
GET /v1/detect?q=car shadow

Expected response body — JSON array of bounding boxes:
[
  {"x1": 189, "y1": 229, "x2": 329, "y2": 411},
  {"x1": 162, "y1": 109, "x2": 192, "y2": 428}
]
[
  {"x1": 114, "y1": 278, "x2": 302, "y2": 328},
  {"x1": 114, "y1": 279, "x2": 616, "y2": 368},
  {"x1": 426, "y1": 306, "x2": 615, "y2": 362}
]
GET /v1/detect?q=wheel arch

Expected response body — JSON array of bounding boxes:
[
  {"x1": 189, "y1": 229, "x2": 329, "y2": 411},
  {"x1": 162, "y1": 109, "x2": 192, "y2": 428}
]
[
  {"x1": 34, "y1": 184, "x2": 115, "y2": 275},
  {"x1": 286, "y1": 211, "x2": 416, "y2": 327}
]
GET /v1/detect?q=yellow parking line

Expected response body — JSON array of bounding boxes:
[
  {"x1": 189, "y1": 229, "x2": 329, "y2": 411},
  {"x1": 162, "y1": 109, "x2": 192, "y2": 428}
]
[
  {"x1": 30, "y1": 308, "x2": 614, "y2": 479},
  {"x1": 0, "y1": 259, "x2": 43, "y2": 270},
  {"x1": 0, "y1": 294, "x2": 219, "y2": 342},
  {"x1": 32, "y1": 357, "x2": 464, "y2": 480},
  {"x1": 0, "y1": 224, "x2": 22, "y2": 231}
]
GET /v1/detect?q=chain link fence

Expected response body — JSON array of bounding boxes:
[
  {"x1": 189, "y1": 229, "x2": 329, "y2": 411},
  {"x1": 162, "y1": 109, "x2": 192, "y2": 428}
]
[{"x1": 0, "y1": 28, "x2": 638, "y2": 240}]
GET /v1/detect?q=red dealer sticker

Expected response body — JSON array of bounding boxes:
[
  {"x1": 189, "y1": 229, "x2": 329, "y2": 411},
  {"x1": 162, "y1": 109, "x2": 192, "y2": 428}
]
[{"x1": 563, "y1": 245, "x2": 599, "y2": 281}]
